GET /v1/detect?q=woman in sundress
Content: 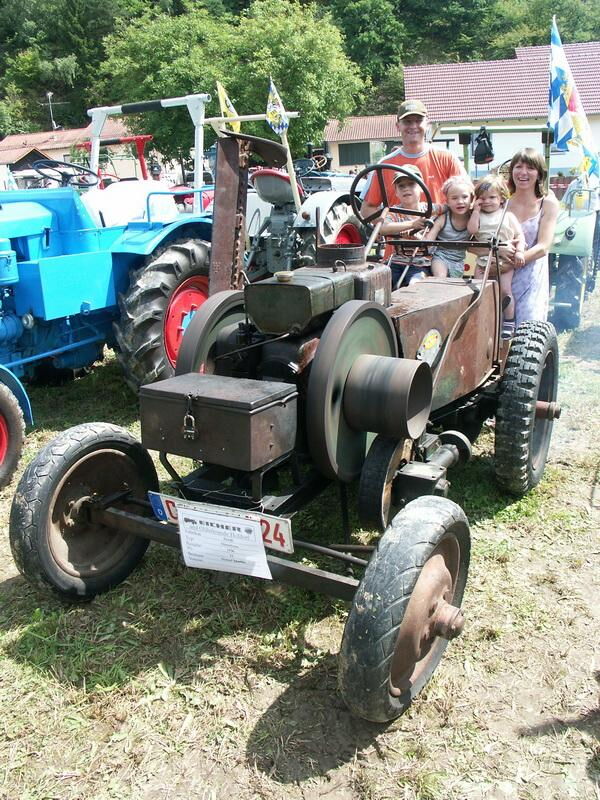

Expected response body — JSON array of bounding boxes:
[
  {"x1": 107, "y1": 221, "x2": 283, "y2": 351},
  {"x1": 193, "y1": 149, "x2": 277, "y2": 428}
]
[{"x1": 503, "y1": 148, "x2": 559, "y2": 328}]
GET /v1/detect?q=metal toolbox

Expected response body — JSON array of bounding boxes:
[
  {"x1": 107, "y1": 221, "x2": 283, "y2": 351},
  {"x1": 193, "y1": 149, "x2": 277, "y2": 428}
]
[{"x1": 140, "y1": 373, "x2": 298, "y2": 471}]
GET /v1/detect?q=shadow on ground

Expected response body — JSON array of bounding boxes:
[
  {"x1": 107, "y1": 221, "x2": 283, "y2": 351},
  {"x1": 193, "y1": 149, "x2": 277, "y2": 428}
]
[
  {"x1": 519, "y1": 670, "x2": 600, "y2": 790},
  {"x1": 246, "y1": 655, "x2": 386, "y2": 783},
  {"x1": 564, "y1": 324, "x2": 600, "y2": 363}
]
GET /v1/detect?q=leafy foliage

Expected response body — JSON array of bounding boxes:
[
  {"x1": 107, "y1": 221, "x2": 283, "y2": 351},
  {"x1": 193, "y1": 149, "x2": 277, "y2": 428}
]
[
  {"x1": 0, "y1": 0, "x2": 599, "y2": 144},
  {"x1": 98, "y1": 0, "x2": 363, "y2": 159}
]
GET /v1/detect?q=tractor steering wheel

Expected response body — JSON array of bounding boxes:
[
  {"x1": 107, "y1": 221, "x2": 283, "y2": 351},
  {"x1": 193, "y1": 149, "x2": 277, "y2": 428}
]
[
  {"x1": 32, "y1": 159, "x2": 100, "y2": 188},
  {"x1": 349, "y1": 164, "x2": 433, "y2": 225}
]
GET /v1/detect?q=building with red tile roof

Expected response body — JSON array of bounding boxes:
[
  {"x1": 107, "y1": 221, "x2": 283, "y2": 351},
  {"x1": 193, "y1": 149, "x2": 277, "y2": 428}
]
[
  {"x1": 324, "y1": 42, "x2": 600, "y2": 176},
  {"x1": 0, "y1": 119, "x2": 130, "y2": 168}
]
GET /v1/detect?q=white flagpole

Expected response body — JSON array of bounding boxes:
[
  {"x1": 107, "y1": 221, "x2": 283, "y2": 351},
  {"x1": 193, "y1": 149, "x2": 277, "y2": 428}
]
[{"x1": 279, "y1": 129, "x2": 302, "y2": 212}]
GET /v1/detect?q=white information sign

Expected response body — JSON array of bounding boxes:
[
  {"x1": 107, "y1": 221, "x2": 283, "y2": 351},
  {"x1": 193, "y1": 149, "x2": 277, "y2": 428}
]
[{"x1": 175, "y1": 500, "x2": 272, "y2": 580}]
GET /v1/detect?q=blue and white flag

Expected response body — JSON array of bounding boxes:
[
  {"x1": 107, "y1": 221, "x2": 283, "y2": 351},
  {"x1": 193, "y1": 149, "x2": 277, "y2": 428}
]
[
  {"x1": 548, "y1": 17, "x2": 599, "y2": 179},
  {"x1": 266, "y1": 78, "x2": 289, "y2": 136}
]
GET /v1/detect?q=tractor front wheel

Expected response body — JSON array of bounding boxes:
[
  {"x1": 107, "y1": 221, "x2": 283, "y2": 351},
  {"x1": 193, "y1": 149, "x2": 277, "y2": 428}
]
[
  {"x1": 338, "y1": 496, "x2": 470, "y2": 722},
  {"x1": 9, "y1": 423, "x2": 158, "y2": 601},
  {"x1": 552, "y1": 255, "x2": 586, "y2": 330},
  {"x1": 0, "y1": 384, "x2": 25, "y2": 489},
  {"x1": 114, "y1": 239, "x2": 210, "y2": 390}
]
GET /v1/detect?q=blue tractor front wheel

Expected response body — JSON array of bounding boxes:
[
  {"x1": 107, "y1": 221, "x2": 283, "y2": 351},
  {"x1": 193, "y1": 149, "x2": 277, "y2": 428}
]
[{"x1": 0, "y1": 383, "x2": 26, "y2": 489}]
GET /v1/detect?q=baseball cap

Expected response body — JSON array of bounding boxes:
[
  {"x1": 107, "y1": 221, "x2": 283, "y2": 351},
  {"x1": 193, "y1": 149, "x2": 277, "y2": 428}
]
[
  {"x1": 150, "y1": 163, "x2": 162, "y2": 175},
  {"x1": 392, "y1": 165, "x2": 424, "y2": 184},
  {"x1": 397, "y1": 99, "x2": 428, "y2": 120}
]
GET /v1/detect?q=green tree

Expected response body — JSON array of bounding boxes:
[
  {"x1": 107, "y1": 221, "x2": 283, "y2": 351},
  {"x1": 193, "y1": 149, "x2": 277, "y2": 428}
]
[
  {"x1": 323, "y1": 0, "x2": 405, "y2": 83},
  {"x1": 489, "y1": 0, "x2": 600, "y2": 57},
  {"x1": 359, "y1": 63, "x2": 404, "y2": 114},
  {"x1": 398, "y1": 0, "x2": 500, "y2": 63},
  {"x1": 98, "y1": 0, "x2": 364, "y2": 158}
]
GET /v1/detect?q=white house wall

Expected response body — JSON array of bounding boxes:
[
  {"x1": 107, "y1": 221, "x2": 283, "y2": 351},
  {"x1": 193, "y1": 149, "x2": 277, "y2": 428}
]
[{"x1": 434, "y1": 116, "x2": 600, "y2": 177}]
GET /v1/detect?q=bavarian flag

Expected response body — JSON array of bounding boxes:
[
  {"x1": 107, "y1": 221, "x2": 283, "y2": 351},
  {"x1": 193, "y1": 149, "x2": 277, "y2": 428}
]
[
  {"x1": 548, "y1": 18, "x2": 599, "y2": 180},
  {"x1": 216, "y1": 81, "x2": 240, "y2": 133},
  {"x1": 266, "y1": 77, "x2": 289, "y2": 136}
]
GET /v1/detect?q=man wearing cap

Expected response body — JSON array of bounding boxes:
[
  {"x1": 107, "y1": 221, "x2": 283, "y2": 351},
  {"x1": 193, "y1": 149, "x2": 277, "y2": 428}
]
[{"x1": 361, "y1": 99, "x2": 463, "y2": 221}]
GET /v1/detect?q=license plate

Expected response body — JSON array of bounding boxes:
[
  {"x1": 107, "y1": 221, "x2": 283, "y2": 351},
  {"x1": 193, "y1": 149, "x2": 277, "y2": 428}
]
[{"x1": 148, "y1": 491, "x2": 294, "y2": 554}]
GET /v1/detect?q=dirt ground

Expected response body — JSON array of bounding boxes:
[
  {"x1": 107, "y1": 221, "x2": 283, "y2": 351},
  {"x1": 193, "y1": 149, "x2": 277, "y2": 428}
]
[{"x1": 0, "y1": 292, "x2": 598, "y2": 800}]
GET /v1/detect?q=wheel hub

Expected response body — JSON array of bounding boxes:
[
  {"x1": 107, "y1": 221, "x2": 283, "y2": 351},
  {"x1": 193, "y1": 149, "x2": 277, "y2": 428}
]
[
  {"x1": 48, "y1": 449, "x2": 147, "y2": 578},
  {"x1": 389, "y1": 536, "x2": 461, "y2": 696},
  {"x1": 163, "y1": 274, "x2": 209, "y2": 367}
]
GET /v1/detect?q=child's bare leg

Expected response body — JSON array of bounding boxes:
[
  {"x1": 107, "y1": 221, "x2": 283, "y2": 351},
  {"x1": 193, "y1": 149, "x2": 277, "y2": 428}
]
[
  {"x1": 499, "y1": 268, "x2": 515, "y2": 319},
  {"x1": 431, "y1": 257, "x2": 448, "y2": 277}
]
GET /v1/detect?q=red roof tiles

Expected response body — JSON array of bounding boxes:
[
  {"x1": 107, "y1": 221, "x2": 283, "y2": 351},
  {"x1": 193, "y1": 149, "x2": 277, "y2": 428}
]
[
  {"x1": 0, "y1": 119, "x2": 130, "y2": 165},
  {"x1": 324, "y1": 42, "x2": 600, "y2": 142},
  {"x1": 324, "y1": 115, "x2": 399, "y2": 142},
  {"x1": 404, "y1": 42, "x2": 600, "y2": 122}
]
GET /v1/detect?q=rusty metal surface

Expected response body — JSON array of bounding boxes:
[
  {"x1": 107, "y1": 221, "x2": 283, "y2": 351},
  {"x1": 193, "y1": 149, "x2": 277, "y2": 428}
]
[
  {"x1": 223, "y1": 131, "x2": 288, "y2": 167},
  {"x1": 316, "y1": 243, "x2": 366, "y2": 268},
  {"x1": 209, "y1": 137, "x2": 249, "y2": 295},
  {"x1": 389, "y1": 279, "x2": 499, "y2": 411}
]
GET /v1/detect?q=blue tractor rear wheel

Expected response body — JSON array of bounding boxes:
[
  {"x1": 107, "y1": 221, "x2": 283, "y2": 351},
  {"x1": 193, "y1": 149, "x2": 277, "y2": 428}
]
[{"x1": 113, "y1": 239, "x2": 210, "y2": 391}]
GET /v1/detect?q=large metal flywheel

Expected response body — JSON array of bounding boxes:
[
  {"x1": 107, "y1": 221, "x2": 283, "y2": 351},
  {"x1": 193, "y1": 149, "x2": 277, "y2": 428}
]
[{"x1": 306, "y1": 301, "x2": 398, "y2": 482}]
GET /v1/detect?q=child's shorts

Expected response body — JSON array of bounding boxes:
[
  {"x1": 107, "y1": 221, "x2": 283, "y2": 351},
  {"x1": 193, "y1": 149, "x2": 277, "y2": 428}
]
[{"x1": 433, "y1": 252, "x2": 465, "y2": 278}]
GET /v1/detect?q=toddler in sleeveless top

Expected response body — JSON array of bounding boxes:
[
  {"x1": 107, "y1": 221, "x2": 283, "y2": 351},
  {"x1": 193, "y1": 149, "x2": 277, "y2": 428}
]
[
  {"x1": 467, "y1": 175, "x2": 525, "y2": 336},
  {"x1": 429, "y1": 176, "x2": 475, "y2": 278}
]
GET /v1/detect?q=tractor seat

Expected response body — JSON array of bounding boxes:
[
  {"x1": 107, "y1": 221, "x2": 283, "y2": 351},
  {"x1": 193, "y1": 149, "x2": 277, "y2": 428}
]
[
  {"x1": 81, "y1": 180, "x2": 179, "y2": 227},
  {"x1": 250, "y1": 168, "x2": 304, "y2": 206}
]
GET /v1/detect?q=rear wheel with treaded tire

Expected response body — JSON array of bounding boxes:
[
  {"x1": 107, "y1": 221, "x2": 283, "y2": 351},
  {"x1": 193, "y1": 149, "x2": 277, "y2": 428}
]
[
  {"x1": 338, "y1": 496, "x2": 470, "y2": 722},
  {"x1": 494, "y1": 321, "x2": 558, "y2": 495},
  {"x1": 9, "y1": 423, "x2": 158, "y2": 601},
  {"x1": 297, "y1": 198, "x2": 363, "y2": 263},
  {"x1": 113, "y1": 239, "x2": 210, "y2": 390},
  {"x1": 0, "y1": 384, "x2": 25, "y2": 489}
]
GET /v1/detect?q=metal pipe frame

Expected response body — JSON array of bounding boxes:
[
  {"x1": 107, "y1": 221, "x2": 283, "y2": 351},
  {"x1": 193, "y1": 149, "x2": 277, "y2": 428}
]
[{"x1": 90, "y1": 504, "x2": 359, "y2": 601}]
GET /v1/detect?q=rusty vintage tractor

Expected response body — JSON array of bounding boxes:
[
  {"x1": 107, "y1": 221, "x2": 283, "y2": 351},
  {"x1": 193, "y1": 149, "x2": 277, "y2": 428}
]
[{"x1": 9, "y1": 135, "x2": 560, "y2": 723}]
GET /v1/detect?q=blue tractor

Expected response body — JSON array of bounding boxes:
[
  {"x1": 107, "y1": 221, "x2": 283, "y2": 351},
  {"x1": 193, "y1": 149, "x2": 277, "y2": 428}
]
[{"x1": 0, "y1": 93, "x2": 215, "y2": 487}]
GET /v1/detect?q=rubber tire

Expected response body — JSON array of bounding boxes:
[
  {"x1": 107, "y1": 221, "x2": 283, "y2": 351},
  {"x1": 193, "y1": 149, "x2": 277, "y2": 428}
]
[
  {"x1": 0, "y1": 384, "x2": 26, "y2": 489},
  {"x1": 338, "y1": 496, "x2": 470, "y2": 723},
  {"x1": 357, "y1": 436, "x2": 411, "y2": 532},
  {"x1": 9, "y1": 423, "x2": 158, "y2": 601},
  {"x1": 495, "y1": 321, "x2": 558, "y2": 495},
  {"x1": 297, "y1": 198, "x2": 363, "y2": 263},
  {"x1": 552, "y1": 255, "x2": 585, "y2": 330},
  {"x1": 113, "y1": 239, "x2": 210, "y2": 391}
]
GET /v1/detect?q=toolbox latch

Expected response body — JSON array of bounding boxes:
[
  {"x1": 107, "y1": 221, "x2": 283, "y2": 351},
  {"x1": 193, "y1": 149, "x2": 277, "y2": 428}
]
[{"x1": 182, "y1": 394, "x2": 198, "y2": 440}]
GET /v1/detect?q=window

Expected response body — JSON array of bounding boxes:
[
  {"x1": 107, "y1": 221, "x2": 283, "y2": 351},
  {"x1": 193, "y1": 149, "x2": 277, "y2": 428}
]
[{"x1": 338, "y1": 142, "x2": 370, "y2": 166}]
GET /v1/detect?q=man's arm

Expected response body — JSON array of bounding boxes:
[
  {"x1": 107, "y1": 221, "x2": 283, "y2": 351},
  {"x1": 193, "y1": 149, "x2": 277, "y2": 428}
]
[{"x1": 467, "y1": 199, "x2": 482, "y2": 236}]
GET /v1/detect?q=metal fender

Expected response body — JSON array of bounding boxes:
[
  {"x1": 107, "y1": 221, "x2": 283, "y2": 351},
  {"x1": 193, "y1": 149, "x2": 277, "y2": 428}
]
[
  {"x1": 292, "y1": 191, "x2": 351, "y2": 230},
  {"x1": 0, "y1": 366, "x2": 33, "y2": 425},
  {"x1": 551, "y1": 209, "x2": 597, "y2": 258},
  {"x1": 110, "y1": 215, "x2": 213, "y2": 257}
]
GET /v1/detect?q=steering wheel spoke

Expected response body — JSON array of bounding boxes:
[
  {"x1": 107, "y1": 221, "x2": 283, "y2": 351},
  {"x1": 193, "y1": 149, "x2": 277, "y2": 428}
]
[{"x1": 350, "y1": 164, "x2": 434, "y2": 225}]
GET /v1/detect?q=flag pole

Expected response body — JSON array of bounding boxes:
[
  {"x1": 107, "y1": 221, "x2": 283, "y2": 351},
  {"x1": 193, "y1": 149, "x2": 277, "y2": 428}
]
[{"x1": 280, "y1": 129, "x2": 302, "y2": 212}]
